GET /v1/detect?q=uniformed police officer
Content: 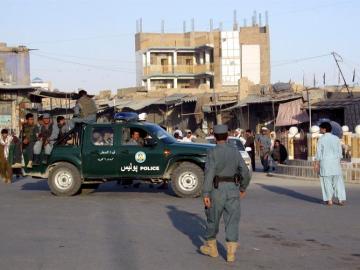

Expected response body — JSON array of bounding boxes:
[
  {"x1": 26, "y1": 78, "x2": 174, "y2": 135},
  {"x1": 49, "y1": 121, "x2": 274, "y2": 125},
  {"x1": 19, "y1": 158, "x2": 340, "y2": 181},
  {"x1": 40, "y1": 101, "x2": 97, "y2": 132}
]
[{"x1": 200, "y1": 124, "x2": 251, "y2": 262}]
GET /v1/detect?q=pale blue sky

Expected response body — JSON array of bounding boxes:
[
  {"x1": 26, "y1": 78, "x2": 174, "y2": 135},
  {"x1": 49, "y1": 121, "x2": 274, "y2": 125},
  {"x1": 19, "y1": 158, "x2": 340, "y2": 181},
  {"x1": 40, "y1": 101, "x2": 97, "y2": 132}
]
[{"x1": 1, "y1": 0, "x2": 359, "y2": 93}]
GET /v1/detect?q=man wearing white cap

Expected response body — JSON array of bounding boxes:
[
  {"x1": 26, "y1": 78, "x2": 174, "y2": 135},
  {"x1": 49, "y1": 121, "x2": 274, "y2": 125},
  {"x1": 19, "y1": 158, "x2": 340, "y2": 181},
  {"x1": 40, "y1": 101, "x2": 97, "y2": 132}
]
[
  {"x1": 33, "y1": 114, "x2": 64, "y2": 165},
  {"x1": 200, "y1": 124, "x2": 251, "y2": 262}
]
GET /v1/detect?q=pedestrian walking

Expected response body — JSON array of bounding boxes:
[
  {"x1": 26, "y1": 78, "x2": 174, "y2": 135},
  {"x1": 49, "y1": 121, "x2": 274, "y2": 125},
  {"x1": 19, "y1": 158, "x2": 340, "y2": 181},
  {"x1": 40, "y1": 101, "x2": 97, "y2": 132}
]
[
  {"x1": 200, "y1": 124, "x2": 251, "y2": 262},
  {"x1": 244, "y1": 129, "x2": 255, "y2": 171},
  {"x1": 256, "y1": 127, "x2": 271, "y2": 172},
  {"x1": 314, "y1": 122, "x2": 346, "y2": 206}
]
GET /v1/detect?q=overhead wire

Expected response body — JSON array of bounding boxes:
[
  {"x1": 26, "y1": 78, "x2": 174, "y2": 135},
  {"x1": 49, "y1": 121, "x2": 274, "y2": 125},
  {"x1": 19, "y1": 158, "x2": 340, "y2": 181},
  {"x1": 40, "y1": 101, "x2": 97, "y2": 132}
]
[{"x1": 31, "y1": 52, "x2": 136, "y2": 74}]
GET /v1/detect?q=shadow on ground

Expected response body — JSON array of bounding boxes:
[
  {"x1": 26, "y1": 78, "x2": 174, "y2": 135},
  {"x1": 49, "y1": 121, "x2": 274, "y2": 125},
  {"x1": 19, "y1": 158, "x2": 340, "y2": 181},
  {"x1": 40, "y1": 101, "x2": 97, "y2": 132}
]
[
  {"x1": 257, "y1": 183, "x2": 322, "y2": 204},
  {"x1": 166, "y1": 205, "x2": 227, "y2": 258},
  {"x1": 21, "y1": 179, "x2": 49, "y2": 191},
  {"x1": 21, "y1": 180, "x2": 174, "y2": 196}
]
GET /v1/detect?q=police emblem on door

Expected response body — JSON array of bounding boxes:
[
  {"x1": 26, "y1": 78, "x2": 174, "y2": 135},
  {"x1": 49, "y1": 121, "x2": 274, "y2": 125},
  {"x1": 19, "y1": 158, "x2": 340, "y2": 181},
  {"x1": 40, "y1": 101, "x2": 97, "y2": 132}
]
[{"x1": 135, "y1": 151, "x2": 146, "y2": 163}]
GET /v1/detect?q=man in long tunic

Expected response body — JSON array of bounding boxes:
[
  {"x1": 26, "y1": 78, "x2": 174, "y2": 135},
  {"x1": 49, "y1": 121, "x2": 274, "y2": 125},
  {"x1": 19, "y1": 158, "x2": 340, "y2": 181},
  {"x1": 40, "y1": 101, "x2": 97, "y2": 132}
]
[
  {"x1": 315, "y1": 122, "x2": 346, "y2": 206},
  {"x1": 200, "y1": 124, "x2": 251, "y2": 262},
  {"x1": 256, "y1": 127, "x2": 271, "y2": 172}
]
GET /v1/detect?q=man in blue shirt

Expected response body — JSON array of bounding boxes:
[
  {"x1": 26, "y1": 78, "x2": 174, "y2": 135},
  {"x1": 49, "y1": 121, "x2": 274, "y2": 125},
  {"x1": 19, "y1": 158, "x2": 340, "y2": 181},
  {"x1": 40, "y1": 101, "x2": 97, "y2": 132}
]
[{"x1": 315, "y1": 122, "x2": 346, "y2": 206}]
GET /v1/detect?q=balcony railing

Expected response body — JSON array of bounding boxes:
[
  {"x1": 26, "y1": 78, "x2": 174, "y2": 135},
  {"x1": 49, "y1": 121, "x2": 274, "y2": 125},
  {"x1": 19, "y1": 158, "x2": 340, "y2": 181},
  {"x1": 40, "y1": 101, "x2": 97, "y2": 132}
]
[{"x1": 144, "y1": 64, "x2": 214, "y2": 76}]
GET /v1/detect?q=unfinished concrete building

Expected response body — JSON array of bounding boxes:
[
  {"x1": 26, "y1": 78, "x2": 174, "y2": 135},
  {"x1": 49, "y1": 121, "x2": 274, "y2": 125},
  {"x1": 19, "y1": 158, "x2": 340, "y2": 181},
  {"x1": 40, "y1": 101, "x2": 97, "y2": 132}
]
[{"x1": 135, "y1": 15, "x2": 270, "y2": 92}]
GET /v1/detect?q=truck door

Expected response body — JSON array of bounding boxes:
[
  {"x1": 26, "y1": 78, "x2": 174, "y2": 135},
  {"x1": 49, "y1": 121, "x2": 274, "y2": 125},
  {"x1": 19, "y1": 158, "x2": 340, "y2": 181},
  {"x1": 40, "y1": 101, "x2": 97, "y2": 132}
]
[
  {"x1": 117, "y1": 126, "x2": 166, "y2": 177},
  {"x1": 82, "y1": 125, "x2": 118, "y2": 178}
]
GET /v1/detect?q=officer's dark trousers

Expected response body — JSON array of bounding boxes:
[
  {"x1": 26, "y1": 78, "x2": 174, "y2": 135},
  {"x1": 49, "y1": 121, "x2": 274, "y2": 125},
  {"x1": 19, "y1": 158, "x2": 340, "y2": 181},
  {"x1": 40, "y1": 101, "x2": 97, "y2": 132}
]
[{"x1": 205, "y1": 183, "x2": 241, "y2": 242}]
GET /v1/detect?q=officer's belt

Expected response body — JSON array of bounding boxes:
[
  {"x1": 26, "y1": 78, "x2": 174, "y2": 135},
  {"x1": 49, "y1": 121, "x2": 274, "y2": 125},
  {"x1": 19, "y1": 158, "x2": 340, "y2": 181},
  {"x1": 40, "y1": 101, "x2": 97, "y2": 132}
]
[{"x1": 216, "y1": 176, "x2": 234, "y2": 182}]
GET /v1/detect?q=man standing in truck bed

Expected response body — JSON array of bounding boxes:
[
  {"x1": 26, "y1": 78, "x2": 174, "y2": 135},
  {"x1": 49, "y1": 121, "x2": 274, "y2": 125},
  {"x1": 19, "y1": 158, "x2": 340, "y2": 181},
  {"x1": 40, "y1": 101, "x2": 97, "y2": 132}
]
[
  {"x1": 70, "y1": 89, "x2": 97, "y2": 129},
  {"x1": 200, "y1": 124, "x2": 251, "y2": 263}
]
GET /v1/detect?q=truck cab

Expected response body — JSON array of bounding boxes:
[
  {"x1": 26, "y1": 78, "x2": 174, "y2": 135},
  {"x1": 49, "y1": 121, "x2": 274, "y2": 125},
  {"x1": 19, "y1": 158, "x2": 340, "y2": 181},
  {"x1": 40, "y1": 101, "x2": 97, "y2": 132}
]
[{"x1": 26, "y1": 113, "x2": 212, "y2": 197}]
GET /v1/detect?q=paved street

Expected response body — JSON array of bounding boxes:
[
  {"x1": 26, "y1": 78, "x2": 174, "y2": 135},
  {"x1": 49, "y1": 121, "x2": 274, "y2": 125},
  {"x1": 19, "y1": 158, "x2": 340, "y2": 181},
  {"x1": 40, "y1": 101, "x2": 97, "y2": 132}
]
[{"x1": 0, "y1": 172, "x2": 359, "y2": 270}]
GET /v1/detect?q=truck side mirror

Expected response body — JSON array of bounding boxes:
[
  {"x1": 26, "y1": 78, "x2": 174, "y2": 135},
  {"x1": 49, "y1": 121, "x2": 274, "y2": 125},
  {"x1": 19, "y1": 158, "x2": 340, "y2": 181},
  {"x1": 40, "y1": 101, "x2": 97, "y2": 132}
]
[{"x1": 144, "y1": 138, "x2": 157, "y2": 147}]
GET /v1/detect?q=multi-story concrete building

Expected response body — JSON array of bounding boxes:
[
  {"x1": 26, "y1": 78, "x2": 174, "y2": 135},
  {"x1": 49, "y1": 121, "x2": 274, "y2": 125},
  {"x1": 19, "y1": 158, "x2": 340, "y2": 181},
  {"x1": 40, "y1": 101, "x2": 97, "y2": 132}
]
[
  {"x1": 0, "y1": 42, "x2": 30, "y2": 85},
  {"x1": 135, "y1": 22, "x2": 270, "y2": 91}
]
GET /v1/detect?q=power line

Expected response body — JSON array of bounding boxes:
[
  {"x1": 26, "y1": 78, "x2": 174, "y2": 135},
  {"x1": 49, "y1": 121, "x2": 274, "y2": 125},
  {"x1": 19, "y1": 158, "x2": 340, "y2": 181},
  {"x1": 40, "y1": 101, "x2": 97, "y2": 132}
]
[
  {"x1": 36, "y1": 51, "x2": 136, "y2": 63},
  {"x1": 31, "y1": 52, "x2": 136, "y2": 73},
  {"x1": 271, "y1": 53, "x2": 331, "y2": 67},
  {"x1": 25, "y1": 33, "x2": 133, "y2": 45}
]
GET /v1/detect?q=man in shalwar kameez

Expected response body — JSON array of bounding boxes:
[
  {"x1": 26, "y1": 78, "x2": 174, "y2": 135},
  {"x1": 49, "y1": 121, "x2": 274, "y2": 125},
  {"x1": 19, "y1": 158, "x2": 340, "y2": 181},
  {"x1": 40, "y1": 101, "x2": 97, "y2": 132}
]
[{"x1": 315, "y1": 122, "x2": 347, "y2": 206}]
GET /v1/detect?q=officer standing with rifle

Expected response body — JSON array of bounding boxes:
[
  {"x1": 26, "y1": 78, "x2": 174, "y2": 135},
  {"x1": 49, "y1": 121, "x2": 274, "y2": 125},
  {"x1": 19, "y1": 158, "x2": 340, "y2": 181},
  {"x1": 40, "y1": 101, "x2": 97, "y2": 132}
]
[{"x1": 200, "y1": 124, "x2": 251, "y2": 263}]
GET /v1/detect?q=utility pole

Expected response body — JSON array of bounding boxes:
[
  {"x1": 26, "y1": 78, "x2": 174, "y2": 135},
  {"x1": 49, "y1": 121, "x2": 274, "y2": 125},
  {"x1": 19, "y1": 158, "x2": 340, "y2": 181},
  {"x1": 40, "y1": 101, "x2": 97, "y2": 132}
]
[
  {"x1": 306, "y1": 87, "x2": 312, "y2": 130},
  {"x1": 212, "y1": 87, "x2": 218, "y2": 125},
  {"x1": 332, "y1": 51, "x2": 352, "y2": 97}
]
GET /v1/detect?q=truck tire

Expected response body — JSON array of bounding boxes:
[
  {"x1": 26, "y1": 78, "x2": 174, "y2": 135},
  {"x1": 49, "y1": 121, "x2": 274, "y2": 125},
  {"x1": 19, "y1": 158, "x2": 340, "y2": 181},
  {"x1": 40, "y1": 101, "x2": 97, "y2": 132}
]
[
  {"x1": 80, "y1": 183, "x2": 100, "y2": 195},
  {"x1": 48, "y1": 162, "x2": 82, "y2": 196},
  {"x1": 171, "y1": 162, "x2": 204, "y2": 198}
]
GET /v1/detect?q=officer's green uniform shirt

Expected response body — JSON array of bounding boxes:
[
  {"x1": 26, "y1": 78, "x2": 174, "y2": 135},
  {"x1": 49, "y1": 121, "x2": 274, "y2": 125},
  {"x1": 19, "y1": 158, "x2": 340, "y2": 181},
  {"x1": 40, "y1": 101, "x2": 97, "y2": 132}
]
[{"x1": 203, "y1": 143, "x2": 251, "y2": 197}]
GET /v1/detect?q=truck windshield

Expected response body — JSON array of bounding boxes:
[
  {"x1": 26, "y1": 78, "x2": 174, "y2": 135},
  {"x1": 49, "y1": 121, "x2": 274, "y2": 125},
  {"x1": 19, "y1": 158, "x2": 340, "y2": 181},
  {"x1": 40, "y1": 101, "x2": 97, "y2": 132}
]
[{"x1": 147, "y1": 125, "x2": 176, "y2": 144}]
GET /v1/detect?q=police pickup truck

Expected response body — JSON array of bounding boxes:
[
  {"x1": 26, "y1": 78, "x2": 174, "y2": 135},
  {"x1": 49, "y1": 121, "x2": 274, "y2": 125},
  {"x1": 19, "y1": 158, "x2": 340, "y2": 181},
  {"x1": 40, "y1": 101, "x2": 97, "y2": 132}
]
[{"x1": 25, "y1": 112, "x2": 213, "y2": 198}]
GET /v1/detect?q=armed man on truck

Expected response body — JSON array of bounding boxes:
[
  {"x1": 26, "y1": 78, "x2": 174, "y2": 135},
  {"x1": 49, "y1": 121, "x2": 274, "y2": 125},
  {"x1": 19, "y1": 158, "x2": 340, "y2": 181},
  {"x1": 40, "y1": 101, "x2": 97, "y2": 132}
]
[
  {"x1": 69, "y1": 89, "x2": 97, "y2": 129},
  {"x1": 200, "y1": 124, "x2": 251, "y2": 263},
  {"x1": 33, "y1": 114, "x2": 67, "y2": 165}
]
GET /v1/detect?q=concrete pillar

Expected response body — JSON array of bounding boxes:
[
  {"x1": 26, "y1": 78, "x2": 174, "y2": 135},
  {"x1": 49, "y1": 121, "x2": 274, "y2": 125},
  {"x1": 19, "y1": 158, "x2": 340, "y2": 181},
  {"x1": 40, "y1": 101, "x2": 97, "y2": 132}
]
[
  {"x1": 142, "y1": 53, "x2": 146, "y2": 67},
  {"x1": 199, "y1": 51, "x2": 204, "y2": 65},
  {"x1": 146, "y1": 51, "x2": 151, "y2": 66},
  {"x1": 173, "y1": 51, "x2": 177, "y2": 66},
  {"x1": 205, "y1": 77, "x2": 210, "y2": 87},
  {"x1": 205, "y1": 49, "x2": 210, "y2": 64},
  {"x1": 146, "y1": 78, "x2": 151, "y2": 91},
  {"x1": 216, "y1": 113, "x2": 222, "y2": 124},
  {"x1": 174, "y1": 78, "x2": 178, "y2": 89}
]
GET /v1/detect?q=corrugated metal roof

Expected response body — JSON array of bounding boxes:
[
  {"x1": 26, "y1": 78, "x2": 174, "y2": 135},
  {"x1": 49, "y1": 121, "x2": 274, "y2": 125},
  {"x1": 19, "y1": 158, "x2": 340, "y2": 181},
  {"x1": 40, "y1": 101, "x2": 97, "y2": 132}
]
[
  {"x1": 114, "y1": 98, "x2": 161, "y2": 111},
  {"x1": 307, "y1": 97, "x2": 360, "y2": 109},
  {"x1": 30, "y1": 90, "x2": 80, "y2": 99},
  {"x1": 154, "y1": 94, "x2": 197, "y2": 105},
  {"x1": 202, "y1": 100, "x2": 237, "y2": 113},
  {"x1": 224, "y1": 94, "x2": 302, "y2": 111}
]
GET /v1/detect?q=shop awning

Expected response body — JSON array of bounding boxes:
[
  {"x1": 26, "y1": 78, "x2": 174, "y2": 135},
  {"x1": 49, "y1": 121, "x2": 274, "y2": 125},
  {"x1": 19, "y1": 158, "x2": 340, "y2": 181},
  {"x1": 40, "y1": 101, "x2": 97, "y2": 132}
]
[{"x1": 276, "y1": 99, "x2": 309, "y2": 126}]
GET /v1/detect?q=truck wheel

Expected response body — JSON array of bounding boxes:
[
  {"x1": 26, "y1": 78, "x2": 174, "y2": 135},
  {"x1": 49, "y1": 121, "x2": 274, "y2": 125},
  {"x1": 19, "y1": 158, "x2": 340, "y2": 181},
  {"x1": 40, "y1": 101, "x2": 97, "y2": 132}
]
[
  {"x1": 48, "y1": 162, "x2": 82, "y2": 196},
  {"x1": 80, "y1": 183, "x2": 100, "y2": 195},
  {"x1": 171, "y1": 162, "x2": 204, "y2": 198}
]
